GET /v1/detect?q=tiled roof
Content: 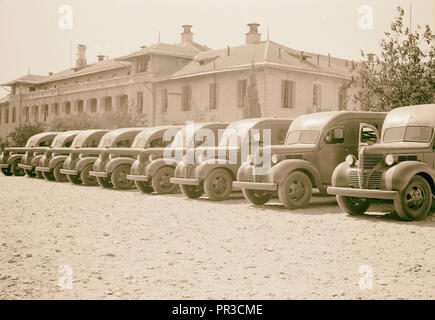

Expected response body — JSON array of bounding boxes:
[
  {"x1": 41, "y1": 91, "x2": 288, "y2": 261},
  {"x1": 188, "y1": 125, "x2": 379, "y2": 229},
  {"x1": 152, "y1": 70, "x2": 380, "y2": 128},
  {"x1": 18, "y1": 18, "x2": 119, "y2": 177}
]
[
  {"x1": 154, "y1": 40, "x2": 354, "y2": 81},
  {"x1": 119, "y1": 41, "x2": 210, "y2": 60},
  {"x1": 2, "y1": 74, "x2": 48, "y2": 86}
]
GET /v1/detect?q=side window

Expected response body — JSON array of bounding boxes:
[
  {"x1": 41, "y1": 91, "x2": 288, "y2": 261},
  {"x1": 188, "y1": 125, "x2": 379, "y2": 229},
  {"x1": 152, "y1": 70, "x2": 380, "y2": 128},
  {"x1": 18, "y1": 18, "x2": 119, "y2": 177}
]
[
  {"x1": 149, "y1": 138, "x2": 166, "y2": 148},
  {"x1": 360, "y1": 126, "x2": 378, "y2": 144},
  {"x1": 116, "y1": 139, "x2": 130, "y2": 147},
  {"x1": 325, "y1": 128, "x2": 344, "y2": 144},
  {"x1": 64, "y1": 141, "x2": 72, "y2": 148}
]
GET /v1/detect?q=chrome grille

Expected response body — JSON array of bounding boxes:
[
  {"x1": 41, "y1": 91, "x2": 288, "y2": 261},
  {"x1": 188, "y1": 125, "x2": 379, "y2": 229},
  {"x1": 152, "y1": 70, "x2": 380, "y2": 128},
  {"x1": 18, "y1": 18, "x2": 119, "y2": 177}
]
[
  {"x1": 348, "y1": 169, "x2": 381, "y2": 189},
  {"x1": 398, "y1": 155, "x2": 417, "y2": 162},
  {"x1": 361, "y1": 154, "x2": 382, "y2": 169},
  {"x1": 247, "y1": 167, "x2": 269, "y2": 183}
]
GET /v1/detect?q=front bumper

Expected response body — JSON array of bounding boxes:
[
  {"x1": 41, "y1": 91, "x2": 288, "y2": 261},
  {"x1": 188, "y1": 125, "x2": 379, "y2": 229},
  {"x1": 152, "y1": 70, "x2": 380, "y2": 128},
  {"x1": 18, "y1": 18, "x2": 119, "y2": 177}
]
[
  {"x1": 126, "y1": 174, "x2": 148, "y2": 182},
  {"x1": 35, "y1": 166, "x2": 50, "y2": 172},
  {"x1": 0, "y1": 164, "x2": 8, "y2": 169},
  {"x1": 60, "y1": 169, "x2": 78, "y2": 175},
  {"x1": 170, "y1": 177, "x2": 200, "y2": 185},
  {"x1": 89, "y1": 171, "x2": 108, "y2": 178},
  {"x1": 327, "y1": 187, "x2": 399, "y2": 200},
  {"x1": 18, "y1": 164, "x2": 33, "y2": 170},
  {"x1": 233, "y1": 181, "x2": 278, "y2": 191}
]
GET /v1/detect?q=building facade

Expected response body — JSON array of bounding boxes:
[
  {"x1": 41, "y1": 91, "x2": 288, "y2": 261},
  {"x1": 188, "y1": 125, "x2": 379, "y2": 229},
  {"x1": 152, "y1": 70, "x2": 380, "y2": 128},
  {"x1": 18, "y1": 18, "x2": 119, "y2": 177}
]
[{"x1": 0, "y1": 23, "x2": 357, "y2": 141}]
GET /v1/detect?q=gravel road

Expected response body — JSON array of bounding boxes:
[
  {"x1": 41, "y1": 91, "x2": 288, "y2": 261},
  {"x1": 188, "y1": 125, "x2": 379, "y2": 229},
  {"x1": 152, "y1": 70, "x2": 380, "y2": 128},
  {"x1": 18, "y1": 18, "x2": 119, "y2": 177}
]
[{"x1": 0, "y1": 175, "x2": 434, "y2": 299}]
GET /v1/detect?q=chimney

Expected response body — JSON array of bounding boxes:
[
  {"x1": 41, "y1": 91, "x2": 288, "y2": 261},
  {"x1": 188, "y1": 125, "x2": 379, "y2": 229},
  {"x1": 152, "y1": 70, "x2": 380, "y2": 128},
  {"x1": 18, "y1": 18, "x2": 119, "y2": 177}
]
[
  {"x1": 227, "y1": 45, "x2": 230, "y2": 56},
  {"x1": 75, "y1": 44, "x2": 87, "y2": 68},
  {"x1": 316, "y1": 55, "x2": 320, "y2": 66},
  {"x1": 181, "y1": 25, "x2": 193, "y2": 43},
  {"x1": 97, "y1": 55, "x2": 105, "y2": 62},
  {"x1": 48, "y1": 72, "x2": 53, "y2": 76},
  {"x1": 246, "y1": 23, "x2": 261, "y2": 44},
  {"x1": 367, "y1": 53, "x2": 375, "y2": 63}
]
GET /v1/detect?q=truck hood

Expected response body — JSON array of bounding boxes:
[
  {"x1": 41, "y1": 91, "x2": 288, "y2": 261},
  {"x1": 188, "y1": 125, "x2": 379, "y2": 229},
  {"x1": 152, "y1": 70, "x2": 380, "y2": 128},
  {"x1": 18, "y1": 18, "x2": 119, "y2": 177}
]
[{"x1": 363, "y1": 142, "x2": 431, "y2": 154}]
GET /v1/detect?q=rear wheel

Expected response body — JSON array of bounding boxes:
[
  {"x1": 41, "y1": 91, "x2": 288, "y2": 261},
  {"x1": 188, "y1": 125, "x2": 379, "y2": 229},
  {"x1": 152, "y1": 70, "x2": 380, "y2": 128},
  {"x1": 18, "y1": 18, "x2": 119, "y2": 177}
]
[
  {"x1": 67, "y1": 174, "x2": 82, "y2": 185},
  {"x1": 11, "y1": 161, "x2": 25, "y2": 176},
  {"x1": 180, "y1": 184, "x2": 204, "y2": 199},
  {"x1": 42, "y1": 170, "x2": 55, "y2": 181},
  {"x1": 111, "y1": 164, "x2": 133, "y2": 190},
  {"x1": 1, "y1": 167, "x2": 12, "y2": 176},
  {"x1": 242, "y1": 188, "x2": 272, "y2": 205},
  {"x1": 337, "y1": 196, "x2": 370, "y2": 215},
  {"x1": 25, "y1": 169, "x2": 36, "y2": 177},
  {"x1": 394, "y1": 176, "x2": 432, "y2": 221},
  {"x1": 204, "y1": 168, "x2": 233, "y2": 201},
  {"x1": 151, "y1": 167, "x2": 177, "y2": 194},
  {"x1": 135, "y1": 180, "x2": 154, "y2": 194},
  {"x1": 97, "y1": 176, "x2": 112, "y2": 188},
  {"x1": 80, "y1": 164, "x2": 97, "y2": 186},
  {"x1": 278, "y1": 171, "x2": 312, "y2": 209},
  {"x1": 53, "y1": 163, "x2": 68, "y2": 182}
]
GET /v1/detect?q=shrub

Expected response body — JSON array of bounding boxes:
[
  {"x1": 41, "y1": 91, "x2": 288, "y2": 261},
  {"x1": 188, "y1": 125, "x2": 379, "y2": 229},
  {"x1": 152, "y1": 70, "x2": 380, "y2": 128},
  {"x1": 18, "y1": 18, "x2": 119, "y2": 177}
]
[{"x1": 8, "y1": 123, "x2": 46, "y2": 147}]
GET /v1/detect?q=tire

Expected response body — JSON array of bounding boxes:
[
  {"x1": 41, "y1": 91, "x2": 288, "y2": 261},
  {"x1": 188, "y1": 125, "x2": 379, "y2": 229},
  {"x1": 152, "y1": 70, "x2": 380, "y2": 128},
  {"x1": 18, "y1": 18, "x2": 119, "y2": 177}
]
[
  {"x1": 97, "y1": 176, "x2": 112, "y2": 188},
  {"x1": 25, "y1": 169, "x2": 36, "y2": 177},
  {"x1": 53, "y1": 163, "x2": 68, "y2": 182},
  {"x1": 67, "y1": 174, "x2": 82, "y2": 185},
  {"x1": 337, "y1": 195, "x2": 370, "y2": 215},
  {"x1": 180, "y1": 184, "x2": 204, "y2": 199},
  {"x1": 135, "y1": 180, "x2": 154, "y2": 194},
  {"x1": 151, "y1": 167, "x2": 177, "y2": 194},
  {"x1": 111, "y1": 164, "x2": 133, "y2": 190},
  {"x1": 80, "y1": 164, "x2": 98, "y2": 186},
  {"x1": 394, "y1": 176, "x2": 432, "y2": 221},
  {"x1": 278, "y1": 171, "x2": 312, "y2": 209},
  {"x1": 242, "y1": 188, "x2": 272, "y2": 205},
  {"x1": 1, "y1": 167, "x2": 12, "y2": 176},
  {"x1": 36, "y1": 170, "x2": 44, "y2": 179},
  {"x1": 11, "y1": 161, "x2": 25, "y2": 176},
  {"x1": 203, "y1": 168, "x2": 233, "y2": 201},
  {"x1": 42, "y1": 170, "x2": 55, "y2": 181}
]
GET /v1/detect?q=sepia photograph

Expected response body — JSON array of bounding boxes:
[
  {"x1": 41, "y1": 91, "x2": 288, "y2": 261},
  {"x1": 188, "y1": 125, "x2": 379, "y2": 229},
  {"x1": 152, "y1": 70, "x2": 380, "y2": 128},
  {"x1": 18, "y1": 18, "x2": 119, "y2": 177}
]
[{"x1": 0, "y1": 0, "x2": 434, "y2": 307}]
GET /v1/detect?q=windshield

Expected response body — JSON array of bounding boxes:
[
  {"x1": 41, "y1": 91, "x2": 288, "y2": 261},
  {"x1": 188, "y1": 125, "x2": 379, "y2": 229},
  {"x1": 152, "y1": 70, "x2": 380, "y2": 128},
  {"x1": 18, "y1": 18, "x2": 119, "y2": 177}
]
[
  {"x1": 219, "y1": 126, "x2": 250, "y2": 147},
  {"x1": 97, "y1": 133, "x2": 115, "y2": 148},
  {"x1": 131, "y1": 131, "x2": 151, "y2": 148},
  {"x1": 286, "y1": 130, "x2": 319, "y2": 145},
  {"x1": 51, "y1": 135, "x2": 67, "y2": 147},
  {"x1": 25, "y1": 136, "x2": 40, "y2": 147},
  {"x1": 383, "y1": 126, "x2": 433, "y2": 143}
]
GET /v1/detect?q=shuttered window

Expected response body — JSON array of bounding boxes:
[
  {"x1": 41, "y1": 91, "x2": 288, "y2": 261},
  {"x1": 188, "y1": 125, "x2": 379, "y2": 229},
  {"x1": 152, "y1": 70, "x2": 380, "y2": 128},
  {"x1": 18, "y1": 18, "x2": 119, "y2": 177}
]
[
  {"x1": 338, "y1": 87, "x2": 347, "y2": 110},
  {"x1": 312, "y1": 83, "x2": 322, "y2": 112},
  {"x1": 181, "y1": 85, "x2": 191, "y2": 111},
  {"x1": 237, "y1": 79, "x2": 247, "y2": 108},
  {"x1": 161, "y1": 89, "x2": 168, "y2": 113},
  {"x1": 282, "y1": 80, "x2": 295, "y2": 108},
  {"x1": 209, "y1": 83, "x2": 218, "y2": 110}
]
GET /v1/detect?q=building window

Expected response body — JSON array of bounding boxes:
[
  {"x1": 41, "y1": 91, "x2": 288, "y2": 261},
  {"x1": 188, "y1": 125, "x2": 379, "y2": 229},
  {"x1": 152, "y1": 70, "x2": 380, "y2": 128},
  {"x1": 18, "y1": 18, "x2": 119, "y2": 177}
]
[
  {"x1": 338, "y1": 87, "x2": 347, "y2": 110},
  {"x1": 282, "y1": 80, "x2": 295, "y2": 108},
  {"x1": 43, "y1": 105, "x2": 48, "y2": 121},
  {"x1": 137, "y1": 92, "x2": 143, "y2": 113},
  {"x1": 24, "y1": 107, "x2": 29, "y2": 122},
  {"x1": 0, "y1": 108, "x2": 2, "y2": 123},
  {"x1": 209, "y1": 83, "x2": 218, "y2": 110},
  {"x1": 5, "y1": 109, "x2": 9, "y2": 123},
  {"x1": 161, "y1": 89, "x2": 168, "y2": 113},
  {"x1": 237, "y1": 79, "x2": 247, "y2": 108},
  {"x1": 65, "y1": 102, "x2": 71, "y2": 115},
  {"x1": 181, "y1": 85, "x2": 191, "y2": 112},
  {"x1": 312, "y1": 83, "x2": 322, "y2": 112},
  {"x1": 137, "y1": 56, "x2": 149, "y2": 73},
  {"x1": 77, "y1": 100, "x2": 84, "y2": 113},
  {"x1": 89, "y1": 99, "x2": 97, "y2": 113},
  {"x1": 29, "y1": 87, "x2": 35, "y2": 92},
  {"x1": 52, "y1": 103, "x2": 59, "y2": 116},
  {"x1": 12, "y1": 108, "x2": 16, "y2": 123}
]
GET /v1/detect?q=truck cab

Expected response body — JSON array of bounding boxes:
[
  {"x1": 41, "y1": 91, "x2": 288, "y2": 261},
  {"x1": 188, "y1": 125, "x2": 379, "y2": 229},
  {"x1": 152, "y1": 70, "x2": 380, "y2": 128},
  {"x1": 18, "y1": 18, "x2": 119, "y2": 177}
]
[
  {"x1": 171, "y1": 118, "x2": 293, "y2": 201},
  {"x1": 127, "y1": 122, "x2": 229, "y2": 194},
  {"x1": 234, "y1": 111, "x2": 386, "y2": 209},
  {"x1": 328, "y1": 104, "x2": 435, "y2": 221}
]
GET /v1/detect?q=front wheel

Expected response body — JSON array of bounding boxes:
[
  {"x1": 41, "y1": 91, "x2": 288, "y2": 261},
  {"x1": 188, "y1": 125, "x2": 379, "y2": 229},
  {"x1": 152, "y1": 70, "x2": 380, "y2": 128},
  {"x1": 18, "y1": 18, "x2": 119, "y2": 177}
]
[
  {"x1": 67, "y1": 174, "x2": 82, "y2": 185},
  {"x1": 53, "y1": 163, "x2": 68, "y2": 182},
  {"x1": 394, "y1": 176, "x2": 432, "y2": 221},
  {"x1": 97, "y1": 176, "x2": 113, "y2": 188},
  {"x1": 135, "y1": 180, "x2": 154, "y2": 194},
  {"x1": 111, "y1": 164, "x2": 133, "y2": 190},
  {"x1": 25, "y1": 169, "x2": 36, "y2": 177},
  {"x1": 42, "y1": 170, "x2": 55, "y2": 181},
  {"x1": 151, "y1": 167, "x2": 177, "y2": 194},
  {"x1": 11, "y1": 161, "x2": 25, "y2": 176},
  {"x1": 80, "y1": 164, "x2": 97, "y2": 186},
  {"x1": 242, "y1": 188, "x2": 272, "y2": 205},
  {"x1": 180, "y1": 184, "x2": 204, "y2": 199},
  {"x1": 204, "y1": 168, "x2": 233, "y2": 201},
  {"x1": 278, "y1": 171, "x2": 312, "y2": 209},
  {"x1": 1, "y1": 167, "x2": 12, "y2": 176},
  {"x1": 337, "y1": 195, "x2": 370, "y2": 215}
]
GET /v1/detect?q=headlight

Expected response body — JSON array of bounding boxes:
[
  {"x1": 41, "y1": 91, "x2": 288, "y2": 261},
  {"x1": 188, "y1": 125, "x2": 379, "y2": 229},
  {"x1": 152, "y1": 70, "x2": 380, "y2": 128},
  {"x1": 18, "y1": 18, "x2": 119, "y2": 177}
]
[
  {"x1": 197, "y1": 154, "x2": 205, "y2": 163},
  {"x1": 346, "y1": 154, "x2": 357, "y2": 167},
  {"x1": 109, "y1": 154, "x2": 114, "y2": 160},
  {"x1": 271, "y1": 154, "x2": 280, "y2": 164},
  {"x1": 149, "y1": 154, "x2": 156, "y2": 162},
  {"x1": 385, "y1": 154, "x2": 397, "y2": 166},
  {"x1": 246, "y1": 154, "x2": 254, "y2": 165},
  {"x1": 33, "y1": 152, "x2": 38, "y2": 157},
  {"x1": 182, "y1": 155, "x2": 187, "y2": 163}
]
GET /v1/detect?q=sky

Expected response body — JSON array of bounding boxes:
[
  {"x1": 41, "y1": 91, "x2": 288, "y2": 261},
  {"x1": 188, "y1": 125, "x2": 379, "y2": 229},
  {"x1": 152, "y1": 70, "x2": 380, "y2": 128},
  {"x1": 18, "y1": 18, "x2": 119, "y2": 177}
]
[{"x1": 0, "y1": 0, "x2": 434, "y2": 97}]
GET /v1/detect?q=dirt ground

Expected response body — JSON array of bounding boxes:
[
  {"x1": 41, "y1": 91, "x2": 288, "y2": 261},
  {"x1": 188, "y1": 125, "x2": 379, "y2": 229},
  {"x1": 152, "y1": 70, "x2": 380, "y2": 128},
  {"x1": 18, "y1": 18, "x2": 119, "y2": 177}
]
[{"x1": 0, "y1": 175, "x2": 434, "y2": 300}]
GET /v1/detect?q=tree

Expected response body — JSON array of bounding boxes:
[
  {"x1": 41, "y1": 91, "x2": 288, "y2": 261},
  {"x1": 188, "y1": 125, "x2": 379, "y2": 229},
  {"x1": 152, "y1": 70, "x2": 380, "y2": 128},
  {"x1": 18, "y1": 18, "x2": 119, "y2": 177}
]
[
  {"x1": 8, "y1": 123, "x2": 46, "y2": 147},
  {"x1": 243, "y1": 63, "x2": 262, "y2": 118},
  {"x1": 351, "y1": 7, "x2": 435, "y2": 111}
]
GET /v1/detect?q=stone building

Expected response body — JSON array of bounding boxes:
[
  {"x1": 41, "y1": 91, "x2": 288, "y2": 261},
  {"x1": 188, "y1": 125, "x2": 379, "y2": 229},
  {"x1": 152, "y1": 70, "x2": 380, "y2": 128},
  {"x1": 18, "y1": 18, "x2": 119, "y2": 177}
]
[{"x1": 0, "y1": 23, "x2": 356, "y2": 141}]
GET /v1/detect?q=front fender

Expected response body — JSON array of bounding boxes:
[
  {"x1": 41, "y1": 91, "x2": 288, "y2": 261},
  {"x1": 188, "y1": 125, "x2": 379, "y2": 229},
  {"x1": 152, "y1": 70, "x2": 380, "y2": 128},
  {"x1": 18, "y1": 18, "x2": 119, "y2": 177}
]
[
  {"x1": 331, "y1": 161, "x2": 350, "y2": 187},
  {"x1": 146, "y1": 158, "x2": 177, "y2": 177},
  {"x1": 195, "y1": 159, "x2": 239, "y2": 181},
  {"x1": 269, "y1": 159, "x2": 323, "y2": 191},
  {"x1": 31, "y1": 154, "x2": 44, "y2": 167},
  {"x1": 7, "y1": 154, "x2": 23, "y2": 165},
  {"x1": 49, "y1": 155, "x2": 68, "y2": 169},
  {"x1": 236, "y1": 162, "x2": 251, "y2": 181},
  {"x1": 106, "y1": 157, "x2": 135, "y2": 174},
  {"x1": 76, "y1": 157, "x2": 98, "y2": 172},
  {"x1": 385, "y1": 161, "x2": 435, "y2": 192},
  {"x1": 174, "y1": 162, "x2": 187, "y2": 178}
]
